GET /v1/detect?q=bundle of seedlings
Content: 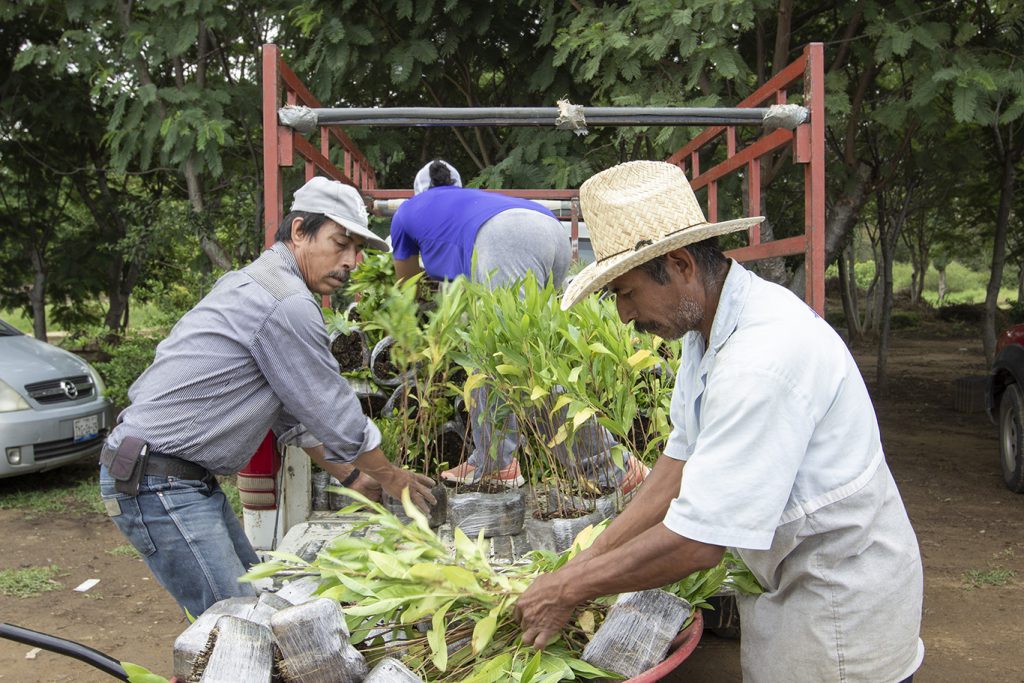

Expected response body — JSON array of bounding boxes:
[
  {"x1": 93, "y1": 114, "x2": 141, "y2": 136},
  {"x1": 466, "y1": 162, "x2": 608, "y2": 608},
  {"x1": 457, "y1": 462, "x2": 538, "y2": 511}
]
[
  {"x1": 455, "y1": 275, "x2": 677, "y2": 514},
  {"x1": 237, "y1": 489, "x2": 762, "y2": 683}
]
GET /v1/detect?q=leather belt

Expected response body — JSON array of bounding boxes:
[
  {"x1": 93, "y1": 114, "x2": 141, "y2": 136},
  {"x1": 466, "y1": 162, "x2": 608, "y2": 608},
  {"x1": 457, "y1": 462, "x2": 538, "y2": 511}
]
[
  {"x1": 145, "y1": 454, "x2": 211, "y2": 481},
  {"x1": 101, "y1": 446, "x2": 210, "y2": 481}
]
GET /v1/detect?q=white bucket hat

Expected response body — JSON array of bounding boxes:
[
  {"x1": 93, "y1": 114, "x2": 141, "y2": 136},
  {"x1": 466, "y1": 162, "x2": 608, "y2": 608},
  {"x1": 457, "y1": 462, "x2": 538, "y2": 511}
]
[
  {"x1": 291, "y1": 177, "x2": 390, "y2": 252},
  {"x1": 413, "y1": 160, "x2": 462, "y2": 195},
  {"x1": 561, "y1": 161, "x2": 764, "y2": 310}
]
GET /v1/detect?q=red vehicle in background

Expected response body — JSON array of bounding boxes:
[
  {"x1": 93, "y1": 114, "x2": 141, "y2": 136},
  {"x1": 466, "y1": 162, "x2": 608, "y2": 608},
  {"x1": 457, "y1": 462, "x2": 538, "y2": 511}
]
[{"x1": 987, "y1": 323, "x2": 1024, "y2": 492}]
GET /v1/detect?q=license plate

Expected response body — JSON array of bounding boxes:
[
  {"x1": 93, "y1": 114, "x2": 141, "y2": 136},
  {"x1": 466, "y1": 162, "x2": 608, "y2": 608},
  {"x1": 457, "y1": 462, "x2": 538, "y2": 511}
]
[{"x1": 73, "y1": 415, "x2": 99, "y2": 443}]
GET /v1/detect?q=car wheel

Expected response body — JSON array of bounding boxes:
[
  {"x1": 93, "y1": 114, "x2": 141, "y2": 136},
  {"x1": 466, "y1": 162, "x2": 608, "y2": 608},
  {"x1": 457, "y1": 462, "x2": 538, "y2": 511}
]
[{"x1": 998, "y1": 383, "x2": 1024, "y2": 493}]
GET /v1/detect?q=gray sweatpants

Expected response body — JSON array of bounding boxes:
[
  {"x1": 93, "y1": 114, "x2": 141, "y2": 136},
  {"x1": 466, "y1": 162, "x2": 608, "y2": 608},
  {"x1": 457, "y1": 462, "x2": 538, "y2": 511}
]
[{"x1": 465, "y1": 209, "x2": 633, "y2": 487}]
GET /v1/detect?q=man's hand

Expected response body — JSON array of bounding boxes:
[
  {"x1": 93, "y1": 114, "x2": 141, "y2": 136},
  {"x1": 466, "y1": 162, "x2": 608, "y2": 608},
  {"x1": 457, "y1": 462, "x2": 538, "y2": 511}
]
[
  {"x1": 353, "y1": 447, "x2": 436, "y2": 513},
  {"x1": 347, "y1": 470, "x2": 382, "y2": 502},
  {"x1": 377, "y1": 466, "x2": 436, "y2": 513},
  {"x1": 514, "y1": 569, "x2": 581, "y2": 649}
]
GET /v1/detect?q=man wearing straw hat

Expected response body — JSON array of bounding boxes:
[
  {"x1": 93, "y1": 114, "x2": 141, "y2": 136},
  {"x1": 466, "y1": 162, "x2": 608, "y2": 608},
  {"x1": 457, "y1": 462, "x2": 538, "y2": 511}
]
[{"x1": 514, "y1": 161, "x2": 923, "y2": 682}]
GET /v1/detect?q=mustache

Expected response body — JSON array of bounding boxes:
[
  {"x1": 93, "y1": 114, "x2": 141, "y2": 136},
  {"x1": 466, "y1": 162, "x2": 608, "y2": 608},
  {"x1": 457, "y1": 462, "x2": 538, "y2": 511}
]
[{"x1": 327, "y1": 270, "x2": 350, "y2": 283}]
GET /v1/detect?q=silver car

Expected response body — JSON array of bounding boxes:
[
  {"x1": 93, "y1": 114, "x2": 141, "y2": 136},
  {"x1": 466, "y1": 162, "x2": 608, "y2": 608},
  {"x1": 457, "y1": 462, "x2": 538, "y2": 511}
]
[{"x1": 0, "y1": 319, "x2": 113, "y2": 478}]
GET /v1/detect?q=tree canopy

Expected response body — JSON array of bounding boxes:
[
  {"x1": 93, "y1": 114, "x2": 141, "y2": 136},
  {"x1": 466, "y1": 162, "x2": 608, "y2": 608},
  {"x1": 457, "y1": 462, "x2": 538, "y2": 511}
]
[{"x1": 1, "y1": 0, "x2": 1021, "y2": 372}]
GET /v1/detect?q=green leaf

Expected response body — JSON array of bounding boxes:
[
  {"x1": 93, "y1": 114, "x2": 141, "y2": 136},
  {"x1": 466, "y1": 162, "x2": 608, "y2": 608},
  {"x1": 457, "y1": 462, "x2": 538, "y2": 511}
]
[
  {"x1": 342, "y1": 597, "x2": 408, "y2": 617},
  {"x1": 471, "y1": 608, "x2": 500, "y2": 653},
  {"x1": 264, "y1": 550, "x2": 310, "y2": 566},
  {"x1": 572, "y1": 406, "x2": 596, "y2": 431},
  {"x1": 121, "y1": 662, "x2": 170, "y2": 683},
  {"x1": 520, "y1": 649, "x2": 543, "y2": 683},
  {"x1": 428, "y1": 600, "x2": 455, "y2": 671},
  {"x1": 441, "y1": 565, "x2": 481, "y2": 591},
  {"x1": 368, "y1": 550, "x2": 408, "y2": 579},
  {"x1": 460, "y1": 652, "x2": 513, "y2": 683},
  {"x1": 496, "y1": 363, "x2": 524, "y2": 376}
]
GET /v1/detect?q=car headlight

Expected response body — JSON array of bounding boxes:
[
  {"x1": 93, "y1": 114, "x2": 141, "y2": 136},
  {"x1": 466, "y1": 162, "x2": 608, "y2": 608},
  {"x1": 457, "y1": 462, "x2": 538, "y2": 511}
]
[
  {"x1": 88, "y1": 365, "x2": 106, "y2": 398},
  {"x1": 0, "y1": 379, "x2": 30, "y2": 413}
]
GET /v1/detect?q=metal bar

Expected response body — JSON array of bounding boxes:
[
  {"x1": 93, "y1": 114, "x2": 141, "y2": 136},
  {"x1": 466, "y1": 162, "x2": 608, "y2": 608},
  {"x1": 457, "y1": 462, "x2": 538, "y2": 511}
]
[
  {"x1": 667, "y1": 53, "x2": 808, "y2": 166},
  {"x1": 307, "y1": 116, "x2": 777, "y2": 128},
  {"x1": 293, "y1": 135, "x2": 347, "y2": 184},
  {"x1": 727, "y1": 235, "x2": 806, "y2": 262},
  {"x1": 688, "y1": 129, "x2": 792, "y2": 190},
  {"x1": 310, "y1": 106, "x2": 770, "y2": 123},
  {"x1": 262, "y1": 44, "x2": 281, "y2": 249},
  {"x1": 708, "y1": 181, "x2": 718, "y2": 223},
  {"x1": 570, "y1": 197, "x2": 580, "y2": 261},
  {"x1": 805, "y1": 43, "x2": 827, "y2": 316},
  {"x1": 365, "y1": 188, "x2": 580, "y2": 200},
  {"x1": 748, "y1": 159, "x2": 762, "y2": 246}
]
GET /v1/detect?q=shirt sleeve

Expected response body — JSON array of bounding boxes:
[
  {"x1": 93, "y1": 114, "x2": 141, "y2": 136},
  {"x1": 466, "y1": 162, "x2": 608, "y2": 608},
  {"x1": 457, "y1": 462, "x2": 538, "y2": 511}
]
[
  {"x1": 249, "y1": 294, "x2": 381, "y2": 463},
  {"x1": 661, "y1": 364, "x2": 816, "y2": 550},
  {"x1": 389, "y1": 208, "x2": 419, "y2": 261},
  {"x1": 663, "y1": 365, "x2": 691, "y2": 461}
]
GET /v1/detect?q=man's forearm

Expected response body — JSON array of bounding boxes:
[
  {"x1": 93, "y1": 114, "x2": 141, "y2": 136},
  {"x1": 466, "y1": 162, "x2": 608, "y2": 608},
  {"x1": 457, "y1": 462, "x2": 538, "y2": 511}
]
[
  {"x1": 565, "y1": 523, "x2": 724, "y2": 604},
  {"x1": 578, "y1": 454, "x2": 684, "y2": 560},
  {"x1": 305, "y1": 445, "x2": 354, "y2": 480}
]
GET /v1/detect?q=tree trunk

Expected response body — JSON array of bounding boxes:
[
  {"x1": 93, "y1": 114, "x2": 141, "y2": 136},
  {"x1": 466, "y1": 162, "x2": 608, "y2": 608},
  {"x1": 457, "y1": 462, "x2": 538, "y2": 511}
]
[
  {"x1": 838, "y1": 244, "x2": 863, "y2": 345},
  {"x1": 983, "y1": 153, "x2": 1017, "y2": 364},
  {"x1": 29, "y1": 247, "x2": 47, "y2": 342},
  {"x1": 184, "y1": 155, "x2": 232, "y2": 271},
  {"x1": 876, "y1": 182, "x2": 916, "y2": 395},
  {"x1": 789, "y1": 162, "x2": 873, "y2": 298},
  {"x1": 937, "y1": 266, "x2": 947, "y2": 306}
]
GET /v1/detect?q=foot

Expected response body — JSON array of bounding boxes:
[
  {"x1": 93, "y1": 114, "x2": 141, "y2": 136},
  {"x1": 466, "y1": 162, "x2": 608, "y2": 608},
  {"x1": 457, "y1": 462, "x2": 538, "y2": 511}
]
[{"x1": 441, "y1": 458, "x2": 525, "y2": 488}]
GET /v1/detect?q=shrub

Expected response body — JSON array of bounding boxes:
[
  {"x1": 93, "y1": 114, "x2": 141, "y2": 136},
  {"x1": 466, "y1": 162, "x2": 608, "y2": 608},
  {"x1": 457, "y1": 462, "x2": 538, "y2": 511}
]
[{"x1": 94, "y1": 332, "x2": 163, "y2": 409}]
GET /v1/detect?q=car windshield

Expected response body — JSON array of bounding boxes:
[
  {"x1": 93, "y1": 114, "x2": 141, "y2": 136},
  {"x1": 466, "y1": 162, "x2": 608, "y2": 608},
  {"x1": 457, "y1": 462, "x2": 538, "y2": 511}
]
[{"x1": 0, "y1": 320, "x2": 24, "y2": 337}]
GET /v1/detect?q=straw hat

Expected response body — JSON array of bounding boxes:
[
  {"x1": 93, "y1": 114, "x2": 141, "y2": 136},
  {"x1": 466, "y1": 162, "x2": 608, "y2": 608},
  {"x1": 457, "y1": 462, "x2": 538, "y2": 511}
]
[{"x1": 561, "y1": 161, "x2": 763, "y2": 310}]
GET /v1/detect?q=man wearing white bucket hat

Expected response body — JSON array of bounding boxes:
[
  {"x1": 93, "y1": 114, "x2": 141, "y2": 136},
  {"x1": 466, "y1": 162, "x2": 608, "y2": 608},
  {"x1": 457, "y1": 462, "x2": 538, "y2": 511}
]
[
  {"x1": 515, "y1": 161, "x2": 923, "y2": 682},
  {"x1": 391, "y1": 160, "x2": 649, "y2": 496},
  {"x1": 99, "y1": 176, "x2": 435, "y2": 617}
]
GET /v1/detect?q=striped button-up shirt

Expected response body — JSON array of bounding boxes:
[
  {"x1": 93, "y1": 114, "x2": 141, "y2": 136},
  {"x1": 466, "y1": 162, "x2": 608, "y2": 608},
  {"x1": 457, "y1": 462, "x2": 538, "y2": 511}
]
[{"x1": 105, "y1": 242, "x2": 380, "y2": 474}]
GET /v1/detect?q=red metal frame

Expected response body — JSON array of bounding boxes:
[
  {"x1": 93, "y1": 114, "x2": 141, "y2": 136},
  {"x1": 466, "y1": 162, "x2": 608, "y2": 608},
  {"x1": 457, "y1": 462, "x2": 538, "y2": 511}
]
[
  {"x1": 262, "y1": 42, "x2": 825, "y2": 313},
  {"x1": 666, "y1": 43, "x2": 826, "y2": 314}
]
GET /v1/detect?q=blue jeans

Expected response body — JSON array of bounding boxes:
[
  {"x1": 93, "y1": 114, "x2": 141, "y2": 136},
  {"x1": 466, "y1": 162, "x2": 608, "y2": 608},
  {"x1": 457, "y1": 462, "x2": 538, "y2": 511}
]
[{"x1": 99, "y1": 465, "x2": 259, "y2": 617}]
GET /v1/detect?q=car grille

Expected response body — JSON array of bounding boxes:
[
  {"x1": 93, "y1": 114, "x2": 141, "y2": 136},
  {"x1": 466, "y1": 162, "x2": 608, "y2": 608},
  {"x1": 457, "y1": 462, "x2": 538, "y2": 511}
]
[
  {"x1": 24, "y1": 375, "x2": 95, "y2": 404},
  {"x1": 33, "y1": 430, "x2": 108, "y2": 462}
]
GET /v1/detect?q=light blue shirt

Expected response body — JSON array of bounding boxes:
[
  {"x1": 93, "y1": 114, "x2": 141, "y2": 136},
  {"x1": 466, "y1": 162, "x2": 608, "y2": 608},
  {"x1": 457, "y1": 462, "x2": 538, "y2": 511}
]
[
  {"x1": 661, "y1": 260, "x2": 923, "y2": 682},
  {"x1": 106, "y1": 243, "x2": 380, "y2": 474}
]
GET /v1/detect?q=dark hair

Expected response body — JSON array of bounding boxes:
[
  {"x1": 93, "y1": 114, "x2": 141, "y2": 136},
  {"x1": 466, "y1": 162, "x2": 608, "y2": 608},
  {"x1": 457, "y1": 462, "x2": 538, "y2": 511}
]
[
  {"x1": 636, "y1": 237, "x2": 728, "y2": 286},
  {"x1": 429, "y1": 160, "x2": 457, "y2": 189},
  {"x1": 275, "y1": 211, "x2": 329, "y2": 243}
]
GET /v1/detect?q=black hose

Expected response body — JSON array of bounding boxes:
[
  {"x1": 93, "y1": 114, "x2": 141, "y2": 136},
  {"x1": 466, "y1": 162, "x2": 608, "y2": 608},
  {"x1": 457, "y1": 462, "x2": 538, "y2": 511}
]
[{"x1": 0, "y1": 622, "x2": 129, "y2": 680}]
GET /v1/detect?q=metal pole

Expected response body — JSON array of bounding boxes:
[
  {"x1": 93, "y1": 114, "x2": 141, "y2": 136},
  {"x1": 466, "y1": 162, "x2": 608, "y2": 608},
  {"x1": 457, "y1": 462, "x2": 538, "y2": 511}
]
[
  {"x1": 277, "y1": 105, "x2": 809, "y2": 132},
  {"x1": 309, "y1": 107, "x2": 770, "y2": 128}
]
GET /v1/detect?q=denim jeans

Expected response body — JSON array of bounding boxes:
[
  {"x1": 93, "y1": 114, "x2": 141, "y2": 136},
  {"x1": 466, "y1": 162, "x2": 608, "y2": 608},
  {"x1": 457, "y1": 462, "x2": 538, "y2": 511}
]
[{"x1": 99, "y1": 464, "x2": 260, "y2": 617}]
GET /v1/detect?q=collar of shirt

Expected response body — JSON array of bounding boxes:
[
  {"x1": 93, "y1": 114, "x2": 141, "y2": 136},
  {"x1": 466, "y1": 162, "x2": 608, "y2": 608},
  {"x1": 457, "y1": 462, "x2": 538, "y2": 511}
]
[
  {"x1": 681, "y1": 259, "x2": 751, "y2": 374},
  {"x1": 269, "y1": 241, "x2": 304, "y2": 280}
]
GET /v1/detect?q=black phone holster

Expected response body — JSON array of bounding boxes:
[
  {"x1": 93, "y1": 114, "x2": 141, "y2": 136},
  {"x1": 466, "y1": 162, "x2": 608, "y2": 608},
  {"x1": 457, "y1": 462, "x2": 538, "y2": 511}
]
[{"x1": 104, "y1": 436, "x2": 150, "y2": 497}]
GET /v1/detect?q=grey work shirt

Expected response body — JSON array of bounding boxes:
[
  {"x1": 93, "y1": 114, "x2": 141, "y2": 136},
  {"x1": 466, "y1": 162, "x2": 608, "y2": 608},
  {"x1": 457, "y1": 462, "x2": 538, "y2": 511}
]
[{"x1": 106, "y1": 242, "x2": 380, "y2": 474}]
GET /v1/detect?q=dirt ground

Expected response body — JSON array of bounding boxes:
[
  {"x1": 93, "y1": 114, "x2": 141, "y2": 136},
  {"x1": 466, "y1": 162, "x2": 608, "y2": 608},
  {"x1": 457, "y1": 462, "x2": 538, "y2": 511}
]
[{"x1": 1, "y1": 332, "x2": 1022, "y2": 682}]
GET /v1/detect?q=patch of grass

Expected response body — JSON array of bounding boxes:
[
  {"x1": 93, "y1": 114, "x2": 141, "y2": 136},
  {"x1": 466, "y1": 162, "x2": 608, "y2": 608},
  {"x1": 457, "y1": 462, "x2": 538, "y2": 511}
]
[
  {"x1": 107, "y1": 544, "x2": 140, "y2": 559},
  {"x1": 0, "y1": 565, "x2": 62, "y2": 598},
  {"x1": 963, "y1": 567, "x2": 1016, "y2": 589},
  {"x1": 219, "y1": 476, "x2": 243, "y2": 519},
  {"x1": 0, "y1": 464, "x2": 104, "y2": 517}
]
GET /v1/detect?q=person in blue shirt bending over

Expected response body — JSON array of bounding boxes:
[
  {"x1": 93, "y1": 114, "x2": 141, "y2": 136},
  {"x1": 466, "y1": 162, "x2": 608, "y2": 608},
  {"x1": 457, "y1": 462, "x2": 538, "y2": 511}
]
[{"x1": 388, "y1": 160, "x2": 648, "y2": 497}]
